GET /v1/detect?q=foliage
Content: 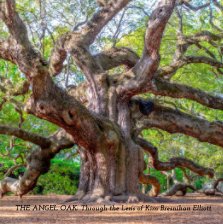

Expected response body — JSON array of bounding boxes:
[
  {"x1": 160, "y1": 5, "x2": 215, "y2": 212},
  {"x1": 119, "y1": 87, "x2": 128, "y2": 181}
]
[
  {"x1": 31, "y1": 159, "x2": 80, "y2": 195},
  {"x1": 0, "y1": 157, "x2": 80, "y2": 195},
  {"x1": 117, "y1": 11, "x2": 223, "y2": 177}
]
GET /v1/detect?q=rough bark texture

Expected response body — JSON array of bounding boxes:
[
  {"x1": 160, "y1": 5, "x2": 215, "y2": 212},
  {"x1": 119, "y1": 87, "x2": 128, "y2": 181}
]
[
  {"x1": 0, "y1": 130, "x2": 74, "y2": 198},
  {"x1": 0, "y1": 0, "x2": 222, "y2": 202},
  {"x1": 202, "y1": 178, "x2": 223, "y2": 196},
  {"x1": 162, "y1": 183, "x2": 196, "y2": 196}
]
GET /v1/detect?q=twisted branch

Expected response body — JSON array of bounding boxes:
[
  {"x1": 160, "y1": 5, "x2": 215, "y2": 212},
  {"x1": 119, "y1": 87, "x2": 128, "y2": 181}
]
[
  {"x1": 134, "y1": 102, "x2": 223, "y2": 148},
  {"x1": 0, "y1": 129, "x2": 74, "y2": 197},
  {"x1": 0, "y1": 125, "x2": 51, "y2": 148},
  {"x1": 135, "y1": 137, "x2": 214, "y2": 178}
]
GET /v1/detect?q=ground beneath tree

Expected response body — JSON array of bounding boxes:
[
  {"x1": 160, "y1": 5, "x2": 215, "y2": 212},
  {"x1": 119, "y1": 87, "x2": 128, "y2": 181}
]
[{"x1": 0, "y1": 194, "x2": 222, "y2": 224}]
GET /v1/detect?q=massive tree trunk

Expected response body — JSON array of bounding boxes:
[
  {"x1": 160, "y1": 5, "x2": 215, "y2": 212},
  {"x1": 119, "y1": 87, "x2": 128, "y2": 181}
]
[
  {"x1": 0, "y1": 0, "x2": 223, "y2": 202},
  {"x1": 32, "y1": 82, "x2": 147, "y2": 202},
  {"x1": 76, "y1": 138, "x2": 141, "y2": 201}
]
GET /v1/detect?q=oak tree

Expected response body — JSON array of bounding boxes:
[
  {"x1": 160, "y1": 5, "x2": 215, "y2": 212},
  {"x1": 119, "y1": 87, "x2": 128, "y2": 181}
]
[{"x1": 0, "y1": 0, "x2": 223, "y2": 202}]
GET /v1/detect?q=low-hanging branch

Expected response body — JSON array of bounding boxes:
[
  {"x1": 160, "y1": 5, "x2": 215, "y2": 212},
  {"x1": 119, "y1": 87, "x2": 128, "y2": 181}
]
[
  {"x1": 134, "y1": 103, "x2": 223, "y2": 148},
  {"x1": 0, "y1": 129, "x2": 74, "y2": 198},
  {"x1": 135, "y1": 137, "x2": 214, "y2": 178},
  {"x1": 0, "y1": 125, "x2": 51, "y2": 148},
  {"x1": 162, "y1": 183, "x2": 196, "y2": 196}
]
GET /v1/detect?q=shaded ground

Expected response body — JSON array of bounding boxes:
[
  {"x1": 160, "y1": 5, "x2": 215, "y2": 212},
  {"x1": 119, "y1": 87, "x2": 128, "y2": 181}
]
[{"x1": 0, "y1": 194, "x2": 222, "y2": 224}]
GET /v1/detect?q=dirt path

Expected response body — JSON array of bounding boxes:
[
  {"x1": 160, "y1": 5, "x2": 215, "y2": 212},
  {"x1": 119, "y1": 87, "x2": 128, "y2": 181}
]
[{"x1": 0, "y1": 194, "x2": 222, "y2": 224}]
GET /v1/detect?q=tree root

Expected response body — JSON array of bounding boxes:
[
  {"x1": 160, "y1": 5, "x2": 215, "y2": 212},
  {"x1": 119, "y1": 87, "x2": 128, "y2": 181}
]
[
  {"x1": 0, "y1": 177, "x2": 20, "y2": 198},
  {"x1": 161, "y1": 178, "x2": 223, "y2": 197},
  {"x1": 201, "y1": 178, "x2": 223, "y2": 196},
  {"x1": 64, "y1": 192, "x2": 174, "y2": 204},
  {"x1": 162, "y1": 183, "x2": 196, "y2": 196}
]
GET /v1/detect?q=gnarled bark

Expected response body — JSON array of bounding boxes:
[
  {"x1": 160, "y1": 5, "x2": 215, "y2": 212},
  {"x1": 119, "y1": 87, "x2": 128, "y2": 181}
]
[
  {"x1": 133, "y1": 102, "x2": 223, "y2": 148},
  {"x1": 0, "y1": 0, "x2": 222, "y2": 203},
  {"x1": 135, "y1": 137, "x2": 214, "y2": 178},
  {"x1": 162, "y1": 183, "x2": 196, "y2": 196},
  {"x1": 0, "y1": 129, "x2": 74, "y2": 197},
  {"x1": 202, "y1": 178, "x2": 223, "y2": 196}
]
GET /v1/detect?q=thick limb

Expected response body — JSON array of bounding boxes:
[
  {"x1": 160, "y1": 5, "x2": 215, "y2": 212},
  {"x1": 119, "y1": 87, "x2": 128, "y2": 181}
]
[
  {"x1": 116, "y1": 0, "x2": 176, "y2": 99},
  {"x1": 135, "y1": 137, "x2": 214, "y2": 178},
  {"x1": 152, "y1": 78, "x2": 223, "y2": 110},
  {"x1": 202, "y1": 178, "x2": 223, "y2": 196},
  {"x1": 133, "y1": 102, "x2": 223, "y2": 148},
  {"x1": 213, "y1": 178, "x2": 223, "y2": 191},
  {"x1": 0, "y1": 130, "x2": 74, "y2": 197},
  {"x1": 0, "y1": 0, "x2": 46, "y2": 75},
  {"x1": 162, "y1": 183, "x2": 196, "y2": 196},
  {"x1": 0, "y1": 125, "x2": 51, "y2": 148}
]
